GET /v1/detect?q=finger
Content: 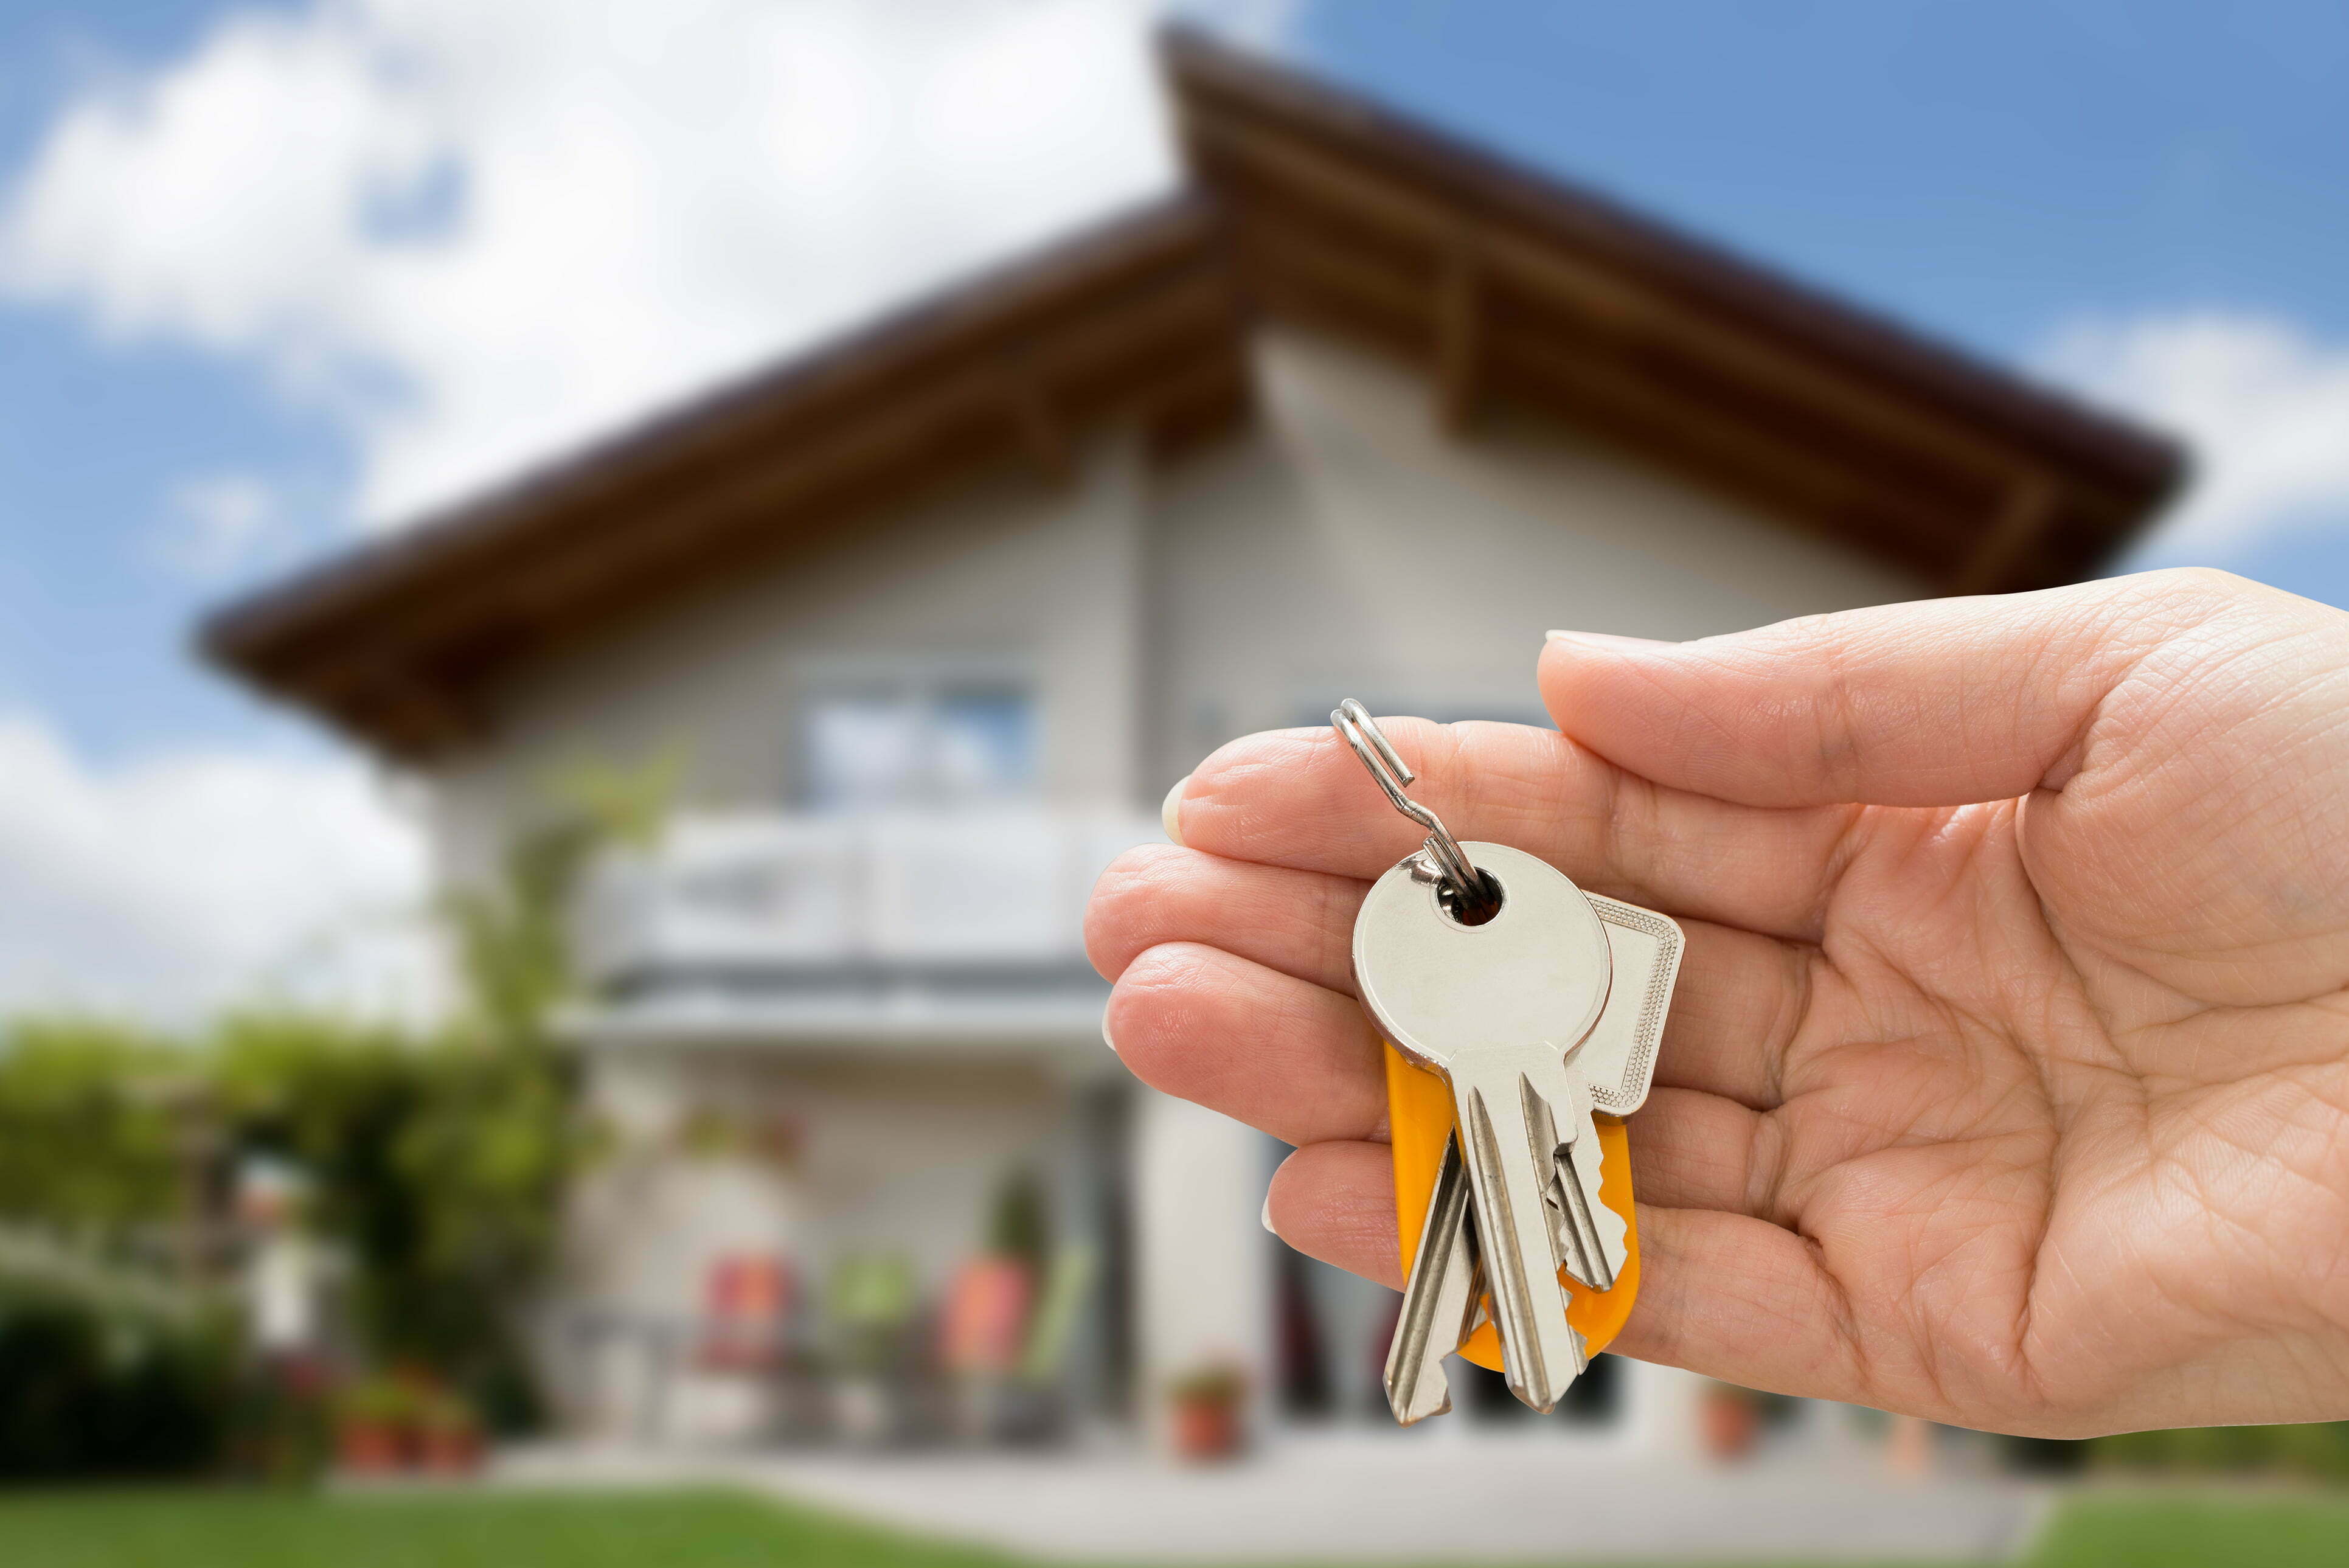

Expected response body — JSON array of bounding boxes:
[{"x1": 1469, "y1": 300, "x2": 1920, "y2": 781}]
[
  {"x1": 1650, "y1": 922, "x2": 1816, "y2": 1109},
  {"x1": 1609, "y1": 1205, "x2": 1868, "y2": 1406},
  {"x1": 1105, "y1": 943, "x2": 1385, "y2": 1147},
  {"x1": 1095, "y1": 841, "x2": 1816, "y2": 1109},
  {"x1": 1086, "y1": 843, "x2": 1362, "y2": 994},
  {"x1": 1173, "y1": 719, "x2": 1857, "y2": 942},
  {"x1": 1625, "y1": 1088, "x2": 1779, "y2": 1219},
  {"x1": 1265, "y1": 1140, "x2": 1402, "y2": 1290},
  {"x1": 1269, "y1": 1138, "x2": 1875, "y2": 1407},
  {"x1": 1539, "y1": 573, "x2": 2232, "y2": 808}
]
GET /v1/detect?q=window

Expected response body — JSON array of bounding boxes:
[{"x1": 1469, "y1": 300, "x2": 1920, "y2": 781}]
[
  {"x1": 799, "y1": 671, "x2": 1036, "y2": 811},
  {"x1": 1292, "y1": 696, "x2": 1553, "y2": 732}
]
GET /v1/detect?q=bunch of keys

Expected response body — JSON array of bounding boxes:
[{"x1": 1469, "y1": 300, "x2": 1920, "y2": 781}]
[{"x1": 1331, "y1": 701, "x2": 1684, "y2": 1424}]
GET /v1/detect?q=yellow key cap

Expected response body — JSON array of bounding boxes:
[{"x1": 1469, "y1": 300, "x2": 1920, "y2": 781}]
[{"x1": 1386, "y1": 1043, "x2": 1639, "y2": 1370}]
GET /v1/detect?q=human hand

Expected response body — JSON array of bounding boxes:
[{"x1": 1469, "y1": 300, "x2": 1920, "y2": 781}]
[{"x1": 1086, "y1": 569, "x2": 2349, "y2": 1437}]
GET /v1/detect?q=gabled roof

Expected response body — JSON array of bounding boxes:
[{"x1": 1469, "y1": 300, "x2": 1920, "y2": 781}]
[
  {"x1": 204, "y1": 199, "x2": 1248, "y2": 757},
  {"x1": 204, "y1": 27, "x2": 2184, "y2": 761},
  {"x1": 1162, "y1": 27, "x2": 2181, "y2": 588}
]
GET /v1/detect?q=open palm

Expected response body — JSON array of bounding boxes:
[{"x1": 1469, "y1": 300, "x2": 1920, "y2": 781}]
[{"x1": 1086, "y1": 570, "x2": 2349, "y2": 1437}]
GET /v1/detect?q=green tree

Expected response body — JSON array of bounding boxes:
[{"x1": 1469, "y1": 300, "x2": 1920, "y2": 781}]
[
  {"x1": 0, "y1": 1021, "x2": 186, "y2": 1249},
  {"x1": 1, "y1": 752, "x2": 674, "y2": 1436}
]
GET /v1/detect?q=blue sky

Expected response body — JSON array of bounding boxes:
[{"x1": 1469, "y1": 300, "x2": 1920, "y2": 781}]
[
  {"x1": 5, "y1": 1, "x2": 2348, "y2": 763},
  {"x1": 0, "y1": 0, "x2": 334, "y2": 762},
  {"x1": 1301, "y1": 2, "x2": 2349, "y2": 355},
  {"x1": 0, "y1": 0, "x2": 2344, "y2": 1014}
]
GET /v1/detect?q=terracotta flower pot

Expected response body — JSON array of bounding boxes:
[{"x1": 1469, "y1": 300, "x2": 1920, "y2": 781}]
[
  {"x1": 1700, "y1": 1389, "x2": 1760, "y2": 1461},
  {"x1": 418, "y1": 1426, "x2": 483, "y2": 1476},
  {"x1": 1171, "y1": 1395, "x2": 1243, "y2": 1462},
  {"x1": 336, "y1": 1420, "x2": 409, "y2": 1474}
]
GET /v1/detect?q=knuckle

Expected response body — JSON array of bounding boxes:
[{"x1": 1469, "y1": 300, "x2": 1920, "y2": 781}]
[
  {"x1": 1083, "y1": 844, "x2": 1188, "y2": 978},
  {"x1": 1104, "y1": 942, "x2": 1219, "y2": 1077},
  {"x1": 2130, "y1": 565, "x2": 2261, "y2": 620}
]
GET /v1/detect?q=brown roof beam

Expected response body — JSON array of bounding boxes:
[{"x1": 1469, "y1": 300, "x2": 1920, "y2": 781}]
[
  {"x1": 1164, "y1": 26, "x2": 2181, "y2": 512},
  {"x1": 288, "y1": 372, "x2": 1018, "y2": 708},
  {"x1": 1434, "y1": 232, "x2": 1482, "y2": 434},
  {"x1": 273, "y1": 266, "x2": 1248, "y2": 713},
  {"x1": 996, "y1": 352, "x2": 1074, "y2": 485},
  {"x1": 1493, "y1": 335, "x2": 1980, "y2": 569},
  {"x1": 1951, "y1": 479, "x2": 2061, "y2": 597},
  {"x1": 1235, "y1": 207, "x2": 1992, "y2": 554},
  {"x1": 240, "y1": 248, "x2": 1242, "y2": 694},
  {"x1": 1196, "y1": 105, "x2": 2078, "y2": 510},
  {"x1": 200, "y1": 198, "x2": 1230, "y2": 672}
]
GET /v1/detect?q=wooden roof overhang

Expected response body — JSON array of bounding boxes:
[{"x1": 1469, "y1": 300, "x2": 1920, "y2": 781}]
[
  {"x1": 200, "y1": 198, "x2": 1250, "y2": 758},
  {"x1": 206, "y1": 29, "x2": 2185, "y2": 762},
  {"x1": 1162, "y1": 26, "x2": 2185, "y2": 595}
]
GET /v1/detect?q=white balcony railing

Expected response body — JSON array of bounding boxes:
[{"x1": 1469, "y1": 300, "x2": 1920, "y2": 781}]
[{"x1": 575, "y1": 809, "x2": 1162, "y2": 988}]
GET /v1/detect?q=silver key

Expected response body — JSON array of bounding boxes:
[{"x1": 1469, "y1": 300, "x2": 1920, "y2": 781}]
[
  {"x1": 1389, "y1": 894, "x2": 1687, "y2": 1342},
  {"x1": 1546, "y1": 1070, "x2": 1623, "y2": 1291},
  {"x1": 1356, "y1": 839, "x2": 1613, "y2": 1413},
  {"x1": 1378, "y1": 906, "x2": 1670, "y2": 1423},
  {"x1": 1551, "y1": 892, "x2": 1686, "y2": 1288},
  {"x1": 1332, "y1": 702, "x2": 1684, "y2": 1424},
  {"x1": 1381, "y1": 1131, "x2": 1483, "y2": 1424}
]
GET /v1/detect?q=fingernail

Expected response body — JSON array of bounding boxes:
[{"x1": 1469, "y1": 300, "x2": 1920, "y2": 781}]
[
  {"x1": 1545, "y1": 630, "x2": 1676, "y2": 649},
  {"x1": 1260, "y1": 1193, "x2": 1278, "y2": 1236},
  {"x1": 1102, "y1": 1010, "x2": 1121, "y2": 1058},
  {"x1": 1160, "y1": 774, "x2": 1190, "y2": 847}
]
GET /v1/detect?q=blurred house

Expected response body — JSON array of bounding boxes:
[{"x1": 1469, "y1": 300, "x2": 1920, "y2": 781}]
[{"x1": 201, "y1": 30, "x2": 2181, "y2": 1455}]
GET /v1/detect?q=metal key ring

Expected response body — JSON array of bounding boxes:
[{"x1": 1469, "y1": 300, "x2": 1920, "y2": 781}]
[{"x1": 1331, "y1": 699, "x2": 1483, "y2": 898}]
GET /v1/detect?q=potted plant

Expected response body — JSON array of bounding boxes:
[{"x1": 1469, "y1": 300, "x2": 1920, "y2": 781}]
[
  {"x1": 1167, "y1": 1363, "x2": 1247, "y2": 1462},
  {"x1": 333, "y1": 1376, "x2": 415, "y2": 1474},
  {"x1": 414, "y1": 1389, "x2": 484, "y2": 1476},
  {"x1": 1699, "y1": 1379, "x2": 1763, "y2": 1462}
]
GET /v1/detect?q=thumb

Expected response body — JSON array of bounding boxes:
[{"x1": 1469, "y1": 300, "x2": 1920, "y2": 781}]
[{"x1": 1538, "y1": 571, "x2": 2247, "y2": 809}]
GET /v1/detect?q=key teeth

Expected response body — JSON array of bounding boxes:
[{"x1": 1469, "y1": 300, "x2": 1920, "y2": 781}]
[
  {"x1": 1464, "y1": 1076, "x2": 1590, "y2": 1415},
  {"x1": 1384, "y1": 1131, "x2": 1482, "y2": 1427},
  {"x1": 1552, "y1": 1141, "x2": 1626, "y2": 1292},
  {"x1": 1587, "y1": 1185, "x2": 1629, "y2": 1278}
]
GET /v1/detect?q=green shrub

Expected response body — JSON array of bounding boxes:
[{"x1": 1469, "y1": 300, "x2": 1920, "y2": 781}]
[
  {"x1": 0, "y1": 767, "x2": 664, "y2": 1463},
  {"x1": 2091, "y1": 1421, "x2": 2349, "y2": 1480},
  {"x1": 0, "y1": 1283, "x2": 232, "y2": 1479},
  {"x1": 0, "y1": 1022, "x2": 183, "y2": 1241}
]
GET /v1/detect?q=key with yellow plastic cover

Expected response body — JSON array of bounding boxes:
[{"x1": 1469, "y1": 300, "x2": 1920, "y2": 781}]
[
  {"x1": 1384, "y1": 893, "x2": 1682, "y2": 1386},
  {"x1": 1327, "y1": 700, "x2": 1684, "y2": 1420}
]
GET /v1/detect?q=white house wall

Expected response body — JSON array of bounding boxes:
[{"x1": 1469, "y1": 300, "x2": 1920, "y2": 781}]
[
  {"x1": 424, "y1": 317, "x2": 1934, "y2": 1449},
  {"x1": 1143, "y1": 329, "x2": 1927, "y2": 783},
  {"x1": 429, "y1": 439, "x2": 1148, "y2": 889},
  {"x1": 431, "y1": 323, "x2": 1924, "y2": 882}
]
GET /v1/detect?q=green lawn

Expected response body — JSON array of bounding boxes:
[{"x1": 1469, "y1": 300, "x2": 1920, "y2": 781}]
[
  {"x1": 0, "y1": 1488, "x2": 1020, "y2": 1568},
  {"x1": 0, "y1": 1485, "x2": 2345, "y2": 1567},
  {"x1": 2029, "y1": 1494, "x2": 2349, "y2": 1568}
]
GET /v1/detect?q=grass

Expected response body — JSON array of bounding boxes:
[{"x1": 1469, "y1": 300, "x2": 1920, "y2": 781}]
[
  {"x1": 0, "y1": 1487, "x2": 1022, "y2": 1568},
  {"x1": 1, "y1": 1483, "x2": 2347, "y2": 1567},
  {"x1": 2028, "y1": 1493, "x2": 2349, "y2": 1568}
]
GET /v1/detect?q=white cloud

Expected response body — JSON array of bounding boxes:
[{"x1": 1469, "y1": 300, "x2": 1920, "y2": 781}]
[
  {"x1": 1181, "y1": 0, "x2": 1309, "y2": 49},
  {"x1": 2040, "y1": 311, "x2": 2349, "y2": 566},
  {"x1": 0, "y1": 1, "x2": 1315, "y2": 1021},
  {"x1": 0, "y1": 712, "x2": 432, "y2": 1024},
  {"x1": 0, "y1": 0, "x2": 1185, "y2": 526},
  {"x1": 154, "y1": 471, "x2": 285, "y2": 580}
]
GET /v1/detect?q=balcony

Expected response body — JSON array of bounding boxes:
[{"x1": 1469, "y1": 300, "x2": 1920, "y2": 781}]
[{"x1": 572, "y1": 810, "x2": 1161, "y2": 1051}]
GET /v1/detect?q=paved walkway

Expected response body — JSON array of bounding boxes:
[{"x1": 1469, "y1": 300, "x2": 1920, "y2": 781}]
[{"x1": 496, "y1": 1436, "x2": 2051, "y2": 1561}]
